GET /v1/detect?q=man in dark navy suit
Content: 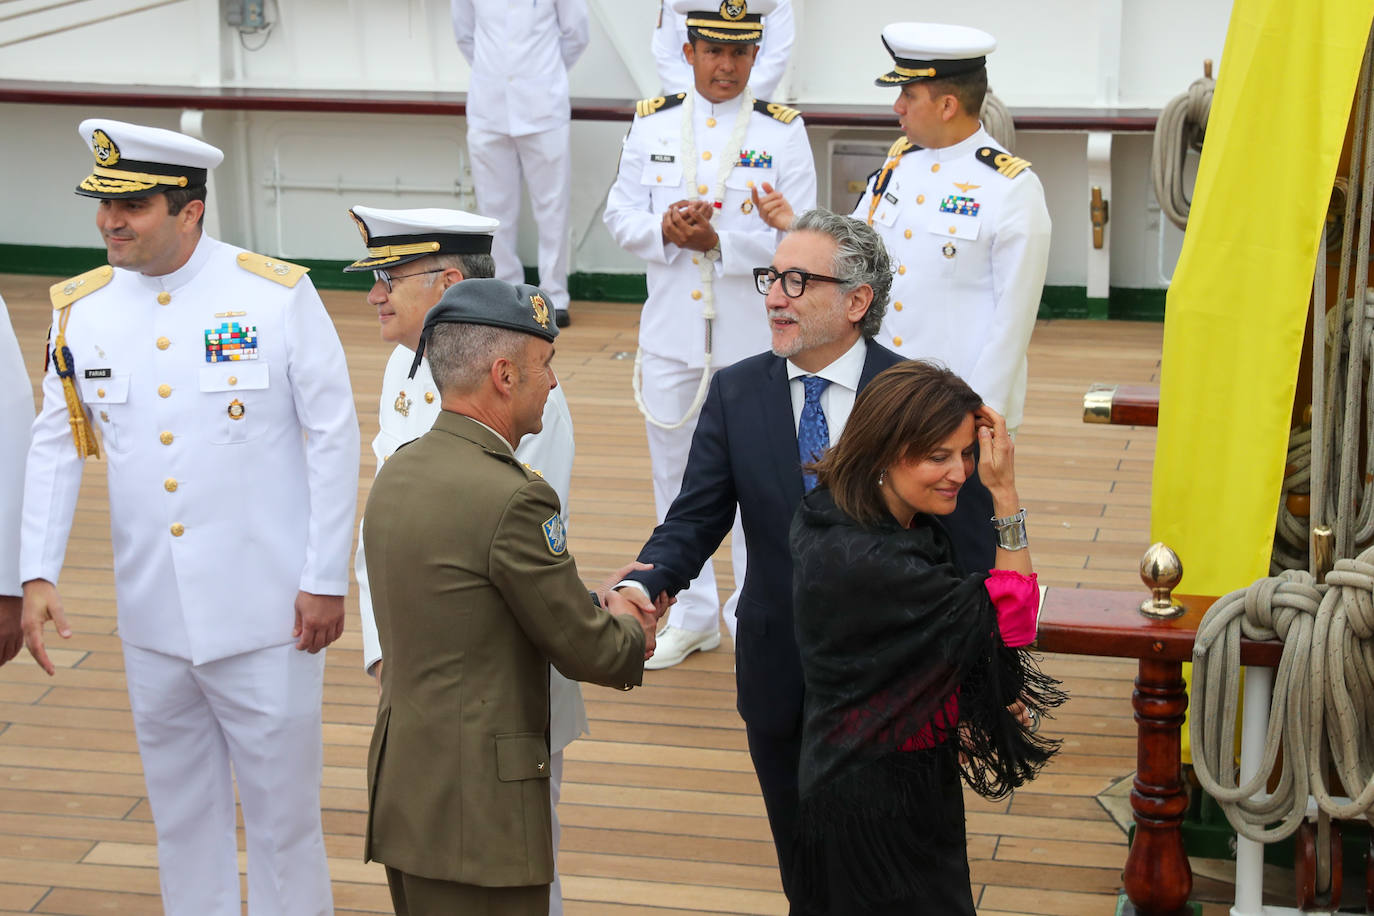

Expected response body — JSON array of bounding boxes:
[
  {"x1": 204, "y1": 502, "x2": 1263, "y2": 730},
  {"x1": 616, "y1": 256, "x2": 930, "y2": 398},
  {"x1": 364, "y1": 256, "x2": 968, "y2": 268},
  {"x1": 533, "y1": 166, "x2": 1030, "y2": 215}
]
[{"x1": 615, "y1": 208, "x2": 995, "y2": 910}]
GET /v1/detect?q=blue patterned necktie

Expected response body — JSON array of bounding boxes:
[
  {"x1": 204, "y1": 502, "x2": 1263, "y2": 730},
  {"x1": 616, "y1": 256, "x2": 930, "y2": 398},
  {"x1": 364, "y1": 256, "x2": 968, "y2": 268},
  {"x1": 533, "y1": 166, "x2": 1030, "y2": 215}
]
[{"x1": 798, "y1": 376, "x2": 832, "y2": 491}]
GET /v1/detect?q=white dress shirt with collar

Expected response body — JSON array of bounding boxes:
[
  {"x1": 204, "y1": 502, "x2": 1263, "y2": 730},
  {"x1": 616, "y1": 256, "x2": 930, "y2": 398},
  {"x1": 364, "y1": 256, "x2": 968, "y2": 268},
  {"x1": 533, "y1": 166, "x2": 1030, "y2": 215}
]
[{"x1": 785, "y1": 335, "x2": 867, "y2": 440}]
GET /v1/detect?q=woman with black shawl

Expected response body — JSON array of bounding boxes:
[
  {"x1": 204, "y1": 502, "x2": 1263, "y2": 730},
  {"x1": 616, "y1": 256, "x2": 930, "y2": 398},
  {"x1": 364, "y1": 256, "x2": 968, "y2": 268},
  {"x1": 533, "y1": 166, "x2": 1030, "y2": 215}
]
[{"x1": 789, "y1": 360, "x2": 1063, "y2": 915}]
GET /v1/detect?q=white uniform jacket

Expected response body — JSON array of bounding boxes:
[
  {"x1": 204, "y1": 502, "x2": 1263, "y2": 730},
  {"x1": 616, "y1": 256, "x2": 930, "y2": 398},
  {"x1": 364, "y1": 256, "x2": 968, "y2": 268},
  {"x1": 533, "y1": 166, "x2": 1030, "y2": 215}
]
[
  {"x1": 451, "y1": 0, "x2": 590, "y2": 137},
  {"x1": 355, "y1": 345, "x2": 588, "y2": 752},
  {"x1": 653, "y1": 2, "x2": 796, "y2": 100},
  {"x1": 1, "y1": 295, "x2": 34, "y2": 597},
  {"x1": 855, "y1": 127, "x2": 1051, "y2": 429},
  {"x1": 21, "y1": 236, "x2": 360, "y2": 664},
  {"x1": 604, "y1": 89, "x2": 817, "y2": 369}
]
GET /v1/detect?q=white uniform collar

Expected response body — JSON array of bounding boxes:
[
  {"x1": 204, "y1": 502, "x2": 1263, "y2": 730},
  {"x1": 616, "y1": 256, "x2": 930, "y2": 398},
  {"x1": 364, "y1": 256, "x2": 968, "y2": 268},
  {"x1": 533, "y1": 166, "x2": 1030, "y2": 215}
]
[
  {"x1": 786, "y1": 335, "x2": 868, "y2": 388},
  {"x1": 130, "y1": 232, "x2": 217, "y2": 292},
  {"x1": 692, "y1": 87, "x2": 748, "y2": 118},
  {"x1": 927, "y1": 125, "x2": 992, "y2": 163}
]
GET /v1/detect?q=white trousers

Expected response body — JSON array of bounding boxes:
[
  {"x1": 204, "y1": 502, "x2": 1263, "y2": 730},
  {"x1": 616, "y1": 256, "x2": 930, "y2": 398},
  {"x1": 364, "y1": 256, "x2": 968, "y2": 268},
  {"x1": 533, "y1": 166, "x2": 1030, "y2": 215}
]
[
  {"x1": 640, "y1": 352, "x2": 746, "y2": 637},
  {"x1": 122, "y1": 641, "x2": 333, "y2": 916},
  {"x1": 467, "y1": 124, "x2": 572, "y2": 312}
]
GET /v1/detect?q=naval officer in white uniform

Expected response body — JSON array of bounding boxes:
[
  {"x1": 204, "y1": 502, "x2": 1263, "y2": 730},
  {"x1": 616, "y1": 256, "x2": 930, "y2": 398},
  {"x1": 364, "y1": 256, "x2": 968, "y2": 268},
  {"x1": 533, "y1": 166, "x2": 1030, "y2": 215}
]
[
  {"x1": 344, "y1": 206, "x2": 586, "y2": 916},
  {"x1": 653, "y1": 0, "x2": 795, "y2": 99},
  {"x1": 858, "y1": 23, "x2": 1051, "y2": 431},
  {"x1": 1, "y1": 293, "x2": 33, "y2": 667},
  {"x1": 20, "y1": 120, "x2": 358, "y2": 916},
  {"x1": 605, "y1": 0, "x2": 816, "y2": 669},
  {"x1": 452, "y1": 0, "x2": 588, "y2": 327}
]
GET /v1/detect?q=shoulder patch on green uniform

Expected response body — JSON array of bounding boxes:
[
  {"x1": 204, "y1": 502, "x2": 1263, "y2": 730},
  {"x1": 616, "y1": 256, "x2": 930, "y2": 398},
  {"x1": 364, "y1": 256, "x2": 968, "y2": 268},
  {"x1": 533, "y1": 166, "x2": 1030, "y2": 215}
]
[
  {"x1": 49, "y1": 265, "x2": 113, "y2": 310},
  {"x1": 754, "y1": 99, "x2": 801, "y2": 124},
  {"x1": 235, "y1": 251, "x2": 310, "y2": 288},
  {"x1": 636, "y1": 93, "x2": 686, "y2": 118},
  {"x1": 975, "y1": 145, "x2": 1033, "y2": 179},
  {"x1": 542, "y1": 513, "x2": 568, "y2": 556},
  {"x1": 888, "y1": 136, "x2": 918, "y2": 158}
]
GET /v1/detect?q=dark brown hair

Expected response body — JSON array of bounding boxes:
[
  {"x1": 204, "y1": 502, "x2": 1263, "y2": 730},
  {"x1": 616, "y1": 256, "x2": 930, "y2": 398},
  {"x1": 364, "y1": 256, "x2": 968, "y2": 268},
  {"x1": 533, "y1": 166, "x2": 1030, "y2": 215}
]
[
  {"x1": 924, "y1": 66, "x2": 989, "y2": 117},
  {"x1": 162, "y1": 186, "x2": 208, "y2": 228},
  {"x1": 812, "y1": 360, "x2": 982, "y2": 526}
]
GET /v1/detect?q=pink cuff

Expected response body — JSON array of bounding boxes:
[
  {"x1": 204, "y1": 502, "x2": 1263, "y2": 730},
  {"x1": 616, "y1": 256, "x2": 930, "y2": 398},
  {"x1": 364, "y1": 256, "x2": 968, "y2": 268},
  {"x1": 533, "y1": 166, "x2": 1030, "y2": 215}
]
[{"x1": 985, "y1": 570, "x2": 1039, "y2": 648}]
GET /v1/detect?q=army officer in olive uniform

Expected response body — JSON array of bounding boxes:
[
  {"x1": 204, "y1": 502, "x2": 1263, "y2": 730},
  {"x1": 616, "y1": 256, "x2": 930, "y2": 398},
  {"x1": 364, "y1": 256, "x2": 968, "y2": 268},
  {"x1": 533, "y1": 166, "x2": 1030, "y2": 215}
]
[{"x1": 363, "y1": 279, "x2": 660, "y2": 916}]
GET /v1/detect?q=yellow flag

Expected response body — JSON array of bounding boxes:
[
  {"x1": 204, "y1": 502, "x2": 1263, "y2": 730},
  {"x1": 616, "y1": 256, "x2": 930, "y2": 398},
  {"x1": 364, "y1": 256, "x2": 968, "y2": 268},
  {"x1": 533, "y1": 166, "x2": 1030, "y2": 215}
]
[{"x1": 1153, "y1": 0, "x2": 1373, "y2": 596}]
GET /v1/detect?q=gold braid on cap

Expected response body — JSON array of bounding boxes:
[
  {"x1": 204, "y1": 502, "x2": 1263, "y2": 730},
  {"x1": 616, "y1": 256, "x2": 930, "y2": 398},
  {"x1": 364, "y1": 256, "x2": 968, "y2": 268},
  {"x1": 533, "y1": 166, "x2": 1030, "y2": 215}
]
[{"x1": 368, "y1": 241, "x2": 442, "y2": 259}]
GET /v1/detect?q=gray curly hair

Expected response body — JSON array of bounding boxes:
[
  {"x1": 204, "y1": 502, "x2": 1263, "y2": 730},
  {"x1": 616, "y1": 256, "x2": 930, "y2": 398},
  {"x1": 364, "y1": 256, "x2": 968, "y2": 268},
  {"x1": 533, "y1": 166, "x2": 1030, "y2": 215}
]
[{"x1": 790, "y1": 208, "x2": 891, "y2": 338}]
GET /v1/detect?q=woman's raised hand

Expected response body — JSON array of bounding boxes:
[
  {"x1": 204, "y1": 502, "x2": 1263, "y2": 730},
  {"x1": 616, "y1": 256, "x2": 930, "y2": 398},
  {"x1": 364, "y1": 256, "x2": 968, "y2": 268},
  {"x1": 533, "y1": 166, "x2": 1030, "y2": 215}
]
[{"x1": 976, "y1": 406, "x2": 1016, "y2": 501}]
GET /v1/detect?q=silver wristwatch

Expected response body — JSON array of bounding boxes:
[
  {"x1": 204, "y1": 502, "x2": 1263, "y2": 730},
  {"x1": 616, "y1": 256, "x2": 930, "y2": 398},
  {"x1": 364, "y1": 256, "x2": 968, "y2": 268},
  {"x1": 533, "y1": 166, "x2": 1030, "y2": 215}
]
[{"x1": 991, "y1": 507, "x2": 1028, "y2": 551}]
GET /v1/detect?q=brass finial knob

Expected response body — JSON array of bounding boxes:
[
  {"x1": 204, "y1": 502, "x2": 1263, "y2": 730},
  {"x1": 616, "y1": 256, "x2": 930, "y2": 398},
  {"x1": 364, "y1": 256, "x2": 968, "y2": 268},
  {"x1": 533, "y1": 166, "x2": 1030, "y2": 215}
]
[{"x1": 1139, "y1": 542, "x2": 1185, "y2": 620}]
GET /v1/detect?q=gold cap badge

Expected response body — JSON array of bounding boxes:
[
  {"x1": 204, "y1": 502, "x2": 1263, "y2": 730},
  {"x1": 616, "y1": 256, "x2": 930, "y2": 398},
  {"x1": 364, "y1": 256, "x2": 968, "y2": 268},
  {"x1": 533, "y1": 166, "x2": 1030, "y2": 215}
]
[
  {"x1": 531, "y1": 294, "x2": 550, "y2": 329},
  {"x1": 92, "y1": 129, "x2": 119, "y2": 166}
]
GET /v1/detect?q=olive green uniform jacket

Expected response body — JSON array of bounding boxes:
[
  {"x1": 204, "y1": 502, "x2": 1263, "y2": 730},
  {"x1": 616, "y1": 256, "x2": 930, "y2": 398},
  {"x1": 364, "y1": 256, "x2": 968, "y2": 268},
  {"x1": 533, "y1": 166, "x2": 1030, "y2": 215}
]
[{"x1": 362, "y1": 411, "x2": 645, "y2": 886}]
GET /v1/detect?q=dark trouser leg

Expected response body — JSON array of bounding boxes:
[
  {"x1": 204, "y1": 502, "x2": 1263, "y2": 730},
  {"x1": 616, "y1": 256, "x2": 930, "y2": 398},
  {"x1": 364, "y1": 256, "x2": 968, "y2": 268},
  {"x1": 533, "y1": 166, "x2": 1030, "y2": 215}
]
[
  {"x1": 744, "y1": 724, "x2": 804, "y2": 913},
  {"x1": 384, "y1": 867, "x2": 549, "y2": 916}
]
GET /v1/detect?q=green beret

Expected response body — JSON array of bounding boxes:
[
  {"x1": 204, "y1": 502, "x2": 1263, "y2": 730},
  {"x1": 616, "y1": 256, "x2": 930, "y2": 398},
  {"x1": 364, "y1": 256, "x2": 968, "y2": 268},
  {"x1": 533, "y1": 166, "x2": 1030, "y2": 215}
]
[{"x1": 409, "y1": 278, "x2": 558, "y2": 379}]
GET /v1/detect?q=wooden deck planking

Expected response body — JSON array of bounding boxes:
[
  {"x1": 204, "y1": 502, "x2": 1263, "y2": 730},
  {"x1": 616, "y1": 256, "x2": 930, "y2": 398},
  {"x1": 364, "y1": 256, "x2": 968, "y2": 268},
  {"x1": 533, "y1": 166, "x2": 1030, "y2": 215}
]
[{"x1": 0, "y1": 272, "x2": 1212, "y2": 914}]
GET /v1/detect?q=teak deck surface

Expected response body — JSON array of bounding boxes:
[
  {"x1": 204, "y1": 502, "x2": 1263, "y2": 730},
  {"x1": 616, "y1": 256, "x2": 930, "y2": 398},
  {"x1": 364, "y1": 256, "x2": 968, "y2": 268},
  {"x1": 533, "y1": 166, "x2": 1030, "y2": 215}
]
[{"x1": 0, "y1": 275, "x2": 1236, "y2": 915}]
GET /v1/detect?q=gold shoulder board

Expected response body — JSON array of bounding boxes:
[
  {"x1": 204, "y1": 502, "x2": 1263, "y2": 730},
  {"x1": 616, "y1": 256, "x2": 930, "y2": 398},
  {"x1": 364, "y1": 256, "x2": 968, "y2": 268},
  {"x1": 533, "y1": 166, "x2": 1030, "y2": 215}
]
[
  {"x1": 49, "y1": 265, "x2": 113, "y2": 311},
  {"x1": 975, "y1": 146, "x2": 1033, "y2": 179},
  {"x1": 636, "y1": 93, "x2": 686, "y2": 118},
  {"x1": 754, "y1": 100, "x2": 801, "y2": 124},
  {"x1": 236, "y1": 251, "x2": 310, "y2": 288},
  {"x1": 888, "y1": 136, "x2": 916, "y2": 158}
]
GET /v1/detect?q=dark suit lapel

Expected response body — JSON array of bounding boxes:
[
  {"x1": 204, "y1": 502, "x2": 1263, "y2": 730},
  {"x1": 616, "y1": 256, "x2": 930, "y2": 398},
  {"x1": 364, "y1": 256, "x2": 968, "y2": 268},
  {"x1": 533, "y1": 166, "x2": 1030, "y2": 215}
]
[
  {"x1": 761, "y1": 356, "x2": 803, "y2": 501},
  {"x1": 858, "y1": 340, "x2": 902, "y2": 390}
]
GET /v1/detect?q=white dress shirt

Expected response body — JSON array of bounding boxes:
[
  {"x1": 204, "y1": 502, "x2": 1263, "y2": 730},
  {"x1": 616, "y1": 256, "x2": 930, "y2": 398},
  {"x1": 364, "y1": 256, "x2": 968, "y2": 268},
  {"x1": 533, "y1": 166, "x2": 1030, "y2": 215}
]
[
  {"x1": 786, "y1": 335, "x2": 867, "y2": 441},
  {"x1": 452, "y1": 0, "x2": 590, "y2": 136}
]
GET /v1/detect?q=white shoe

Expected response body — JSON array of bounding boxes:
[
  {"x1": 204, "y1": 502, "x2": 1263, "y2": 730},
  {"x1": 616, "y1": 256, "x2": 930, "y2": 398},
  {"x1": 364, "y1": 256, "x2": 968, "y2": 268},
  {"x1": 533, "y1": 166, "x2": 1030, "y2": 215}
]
[{"x1": 644, "y1": 625, "x2": 721, "y2": 670}]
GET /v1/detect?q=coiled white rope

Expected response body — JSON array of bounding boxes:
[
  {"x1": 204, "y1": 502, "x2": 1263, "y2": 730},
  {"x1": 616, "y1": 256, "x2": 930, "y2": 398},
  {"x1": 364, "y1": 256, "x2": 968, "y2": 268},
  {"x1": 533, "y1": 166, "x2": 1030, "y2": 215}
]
[
  {"x1": 1190, "y1": 557, "x2": 1374, "y2": 843},
  {"x1": 1150, "y1": 68, "x2": 1214, "y2": 230}
]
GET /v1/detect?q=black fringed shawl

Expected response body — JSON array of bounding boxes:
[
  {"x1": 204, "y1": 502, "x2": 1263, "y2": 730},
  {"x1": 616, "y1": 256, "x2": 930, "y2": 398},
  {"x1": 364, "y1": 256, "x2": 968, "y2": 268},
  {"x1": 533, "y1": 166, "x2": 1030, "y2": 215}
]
[{"x1": 789, "y1": 486, "x2": 1065, "y2": 910}]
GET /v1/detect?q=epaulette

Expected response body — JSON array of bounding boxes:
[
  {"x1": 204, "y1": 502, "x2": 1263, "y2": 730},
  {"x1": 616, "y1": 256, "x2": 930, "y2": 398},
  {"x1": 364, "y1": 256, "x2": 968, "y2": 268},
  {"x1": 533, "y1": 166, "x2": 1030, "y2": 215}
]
[
  {"x1": 49, "y1": 265, "x2": 113, "y2": 311},
  {"x1": 887, "y1": 136, "x2": 917, "y2": 158},
  {"x1": 975, "y1": 145, "x2": 1033, "y2": 179},
  {"x1": 754, "y1": 99, "x2": 801, "y2": 124},
  {"x1": 636, "y1": 93, "x2": 686, "y2": 117},
  {"x1": 235, "y1": 251, "x2": 309, "y2": 288},
  {"x1": 521, "y1": 461, "x2": 545, "y2": 480}
]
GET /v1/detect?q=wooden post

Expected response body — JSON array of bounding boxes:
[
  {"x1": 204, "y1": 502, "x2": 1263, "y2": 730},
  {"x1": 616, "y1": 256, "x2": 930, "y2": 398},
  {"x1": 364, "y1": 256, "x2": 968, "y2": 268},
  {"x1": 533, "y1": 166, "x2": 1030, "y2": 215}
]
[{"x1": 1123, "y1": 658, "x2": 1193, "y2": 913}]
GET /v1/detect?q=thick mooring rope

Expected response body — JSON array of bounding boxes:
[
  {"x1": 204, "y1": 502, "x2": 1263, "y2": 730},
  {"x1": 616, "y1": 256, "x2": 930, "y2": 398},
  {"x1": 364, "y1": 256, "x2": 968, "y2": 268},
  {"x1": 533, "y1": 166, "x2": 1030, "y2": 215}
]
[
  {"x1": 1190, "y1": 558, "x2": 1374, "y2": 842},
  {"x1": 1150, "y1": 70, "x2": 1214, "y2": 230}
]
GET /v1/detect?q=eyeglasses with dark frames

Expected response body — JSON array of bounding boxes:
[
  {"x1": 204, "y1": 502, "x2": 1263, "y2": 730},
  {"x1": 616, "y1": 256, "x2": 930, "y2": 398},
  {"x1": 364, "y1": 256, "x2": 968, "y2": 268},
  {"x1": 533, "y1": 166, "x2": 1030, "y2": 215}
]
[
  {"x1": 373, "y1": 267, "x2": 447, "y2": 294},
  {"x1": 752, "y1": 266, "x2": 848, "y2": 298}
]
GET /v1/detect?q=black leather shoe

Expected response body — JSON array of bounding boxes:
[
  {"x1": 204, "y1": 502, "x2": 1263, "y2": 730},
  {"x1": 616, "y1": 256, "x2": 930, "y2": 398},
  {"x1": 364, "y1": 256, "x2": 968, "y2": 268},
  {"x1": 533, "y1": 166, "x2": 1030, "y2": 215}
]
[{"x1": 555, "y1": 309, "x2": 571, "y2": 328}]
